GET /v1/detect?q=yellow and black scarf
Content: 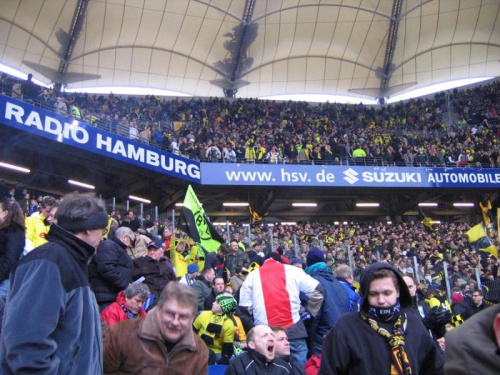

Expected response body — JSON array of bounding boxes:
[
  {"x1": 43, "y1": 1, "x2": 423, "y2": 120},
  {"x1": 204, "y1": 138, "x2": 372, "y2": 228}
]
[{"x1": 360, "y1": 311, "x2": 412, "y2": 375}]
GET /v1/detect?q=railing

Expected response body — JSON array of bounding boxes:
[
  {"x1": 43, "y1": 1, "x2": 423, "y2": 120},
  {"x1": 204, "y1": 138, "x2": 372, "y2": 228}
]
[{"x1": 1, "y1": 86, "x2": 497, "y2": 169}]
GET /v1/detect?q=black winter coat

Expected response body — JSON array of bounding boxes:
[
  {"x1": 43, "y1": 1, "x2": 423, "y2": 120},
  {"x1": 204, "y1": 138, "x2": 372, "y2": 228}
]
[
  {"x1": 0, "y1": 223, "x2": 25, "y2": 282},
  {"x1": 226, "y1": 350, "x2": 293, "y2": 375},
  {"x1": 88, "y1": 237, "x2": 133, "y2": 305},
  {"x1": 132, "y1": 256, "x2": 176, "y2": 297}
]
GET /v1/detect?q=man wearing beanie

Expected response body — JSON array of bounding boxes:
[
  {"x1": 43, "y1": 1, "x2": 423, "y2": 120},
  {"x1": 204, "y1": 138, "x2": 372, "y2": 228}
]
[
  {"x1": 179, "y1": 263, "x2": 200, "y2": 286},
  {"x1": 304, "y1": 247, "x2": 350, "y2": 369},
  {"x1": 193, "y1": 293, "x2": 237, "y2": 364},
  {"x1": 319, "y1": 262, "x2": 444, "y2": 375},
  {"x1": 1, "y1": 193, "x2": 107, "y2": 374}
]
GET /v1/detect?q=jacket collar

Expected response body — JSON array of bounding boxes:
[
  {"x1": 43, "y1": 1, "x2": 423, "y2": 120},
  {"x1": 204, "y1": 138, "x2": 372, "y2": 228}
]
[
  {"x1": 139, "y1": 307, "x2": 197, "y2": 352},
  {"x1": 46, "y1": 224, "x2": 95, "y2": 266},
  {"x1": 111, "y1": 236, "x2": 128, "y2": 250},
  {"x1": 248, "y1": 348, "x2": 275, "y2": 365}
]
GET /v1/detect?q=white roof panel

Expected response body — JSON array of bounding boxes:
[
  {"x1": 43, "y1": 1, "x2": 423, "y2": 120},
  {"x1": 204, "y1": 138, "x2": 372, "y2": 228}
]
[{"x1": 0, "y1": 0, "x2": 497, "y2": 99}]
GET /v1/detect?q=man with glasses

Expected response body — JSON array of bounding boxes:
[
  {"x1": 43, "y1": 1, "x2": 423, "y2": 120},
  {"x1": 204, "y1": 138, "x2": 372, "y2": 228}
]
[
  {"x1": 88, "y1": 226, "x2": 135, "y2": 311},
  {"x1": 1, "y1": 193, "x2": 108, "y2": 374},
  {"x1": 104, "y1": 281, "x2": 209, "y2": 375},
  {"x1": 463, "y1": 289, "x2": 488, "y2": 320}
]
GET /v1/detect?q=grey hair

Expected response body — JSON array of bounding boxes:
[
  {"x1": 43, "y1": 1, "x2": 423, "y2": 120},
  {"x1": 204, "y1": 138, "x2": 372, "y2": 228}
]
[
  {"x1": 115, "y1": 226, "x2": 134, "y2": 238},
  {"x1": 123, "y1": 283, "x2": 150, "y2": 300},
  {"x1": 334, "y1": 264, "x2": 353, "y2": 279}
]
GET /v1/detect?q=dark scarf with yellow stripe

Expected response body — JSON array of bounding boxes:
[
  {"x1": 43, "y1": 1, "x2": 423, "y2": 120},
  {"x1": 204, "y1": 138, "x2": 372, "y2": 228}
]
[{"x1": 360, "y1": 309, "x2": 412, "y2": 375}]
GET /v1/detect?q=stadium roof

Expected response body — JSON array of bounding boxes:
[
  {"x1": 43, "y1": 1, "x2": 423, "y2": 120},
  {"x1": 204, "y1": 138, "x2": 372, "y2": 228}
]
[{"x1": 1, "y1": 0, "x2": 499, "y2": 101}]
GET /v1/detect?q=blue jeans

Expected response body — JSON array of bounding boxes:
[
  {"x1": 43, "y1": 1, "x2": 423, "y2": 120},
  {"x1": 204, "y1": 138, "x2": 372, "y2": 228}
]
[
  {"x1": 0, "y1": 279, "x2": 9, "y2": 300},
  {"x1": 289, "y1": 338, "x2": 308, "y2": 367}
]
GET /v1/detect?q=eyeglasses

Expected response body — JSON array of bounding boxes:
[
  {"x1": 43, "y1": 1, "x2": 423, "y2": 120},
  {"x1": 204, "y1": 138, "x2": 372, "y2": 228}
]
[{"x1": 161, "y1": 309, "x2": 192, "y2": 323}]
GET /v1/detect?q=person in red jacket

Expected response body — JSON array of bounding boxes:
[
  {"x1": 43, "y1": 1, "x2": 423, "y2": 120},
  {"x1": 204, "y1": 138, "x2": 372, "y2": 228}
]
[{"x1": 101, "y1": 283, "x2": 150, "y2": 326}]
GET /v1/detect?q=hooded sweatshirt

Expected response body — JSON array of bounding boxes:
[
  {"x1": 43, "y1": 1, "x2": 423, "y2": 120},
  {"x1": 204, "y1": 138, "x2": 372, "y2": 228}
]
[{"x1": 318, "y1": 262, "x2": 444, "y2": 375}]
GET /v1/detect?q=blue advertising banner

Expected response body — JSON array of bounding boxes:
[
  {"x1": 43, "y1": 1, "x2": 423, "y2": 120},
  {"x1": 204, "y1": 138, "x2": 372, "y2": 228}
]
[
  {"x1": 0, "y1": 95, "x2": 201, "y2": 183},
  {"x1": 201, "y1": 162, "x2": 500, "y2": 188}
]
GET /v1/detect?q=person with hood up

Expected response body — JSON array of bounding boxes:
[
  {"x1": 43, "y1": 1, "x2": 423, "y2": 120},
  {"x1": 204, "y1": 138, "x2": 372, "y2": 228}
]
[
  {"x1": 304, "y1": 248, "x2": 350, "y2": 364},
  {"x1": 319, "y1": 262, "x2": 444, "y2": 375}
]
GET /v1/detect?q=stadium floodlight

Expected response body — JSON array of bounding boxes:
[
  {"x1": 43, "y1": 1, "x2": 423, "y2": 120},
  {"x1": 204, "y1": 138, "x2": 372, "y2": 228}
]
[
  {"x1": 128, "y1": 195, "x2": 151, "y2": 204},
  {"x1": 280, "y1": 222, "x2": 297, "y2": 225},
  {"x1": 68, "y1": 179, "x2": 95, "y2": 190},
  {"x1": 292, "y1": 203, "x2": 317, "y2": 207},
  {"x1": 453, "y1": 203, "x2": 474, "y2": 207},
  {"x1": 223, "y1": 203, "x2": 249, "y2": 207},
  {"x1": 355, "y1": 203, "x2": 380, "y2": 207},
  {"x1": 0, "y1": 161, "x2": 30, "y2": 174},
  {"x1": 418, "y1": 203, "x2": 438, "y2": 207}
]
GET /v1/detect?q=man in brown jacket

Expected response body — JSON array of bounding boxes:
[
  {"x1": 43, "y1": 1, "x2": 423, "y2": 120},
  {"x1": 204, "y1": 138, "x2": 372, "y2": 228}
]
[{"x1": 103, "y1": 281, "x2": 209, "y2": 374}]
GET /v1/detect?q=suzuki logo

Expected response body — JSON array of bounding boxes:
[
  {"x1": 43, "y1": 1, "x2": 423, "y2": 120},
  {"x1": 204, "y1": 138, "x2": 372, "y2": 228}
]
[{"x1": 344, "y1": 168, "x2": 359, "y2": 184}]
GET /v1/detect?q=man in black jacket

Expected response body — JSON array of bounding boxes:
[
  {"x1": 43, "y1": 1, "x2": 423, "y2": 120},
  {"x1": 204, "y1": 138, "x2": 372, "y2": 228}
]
[
  {"x1": 133, "y1": 240, "x2": 176, "y2": 308},
  {"x1": 226, "y1": 325, "x2": 293, "y2": 375},
  {"x1": 319, "y1": 262, "x2": 443, "y2": 375},
  {"x1": 272, "y1": 326, "x2": 306, "y2": 375},
  {"x1": 88, "y1": 226, "x2": 134, "y2": 311}
]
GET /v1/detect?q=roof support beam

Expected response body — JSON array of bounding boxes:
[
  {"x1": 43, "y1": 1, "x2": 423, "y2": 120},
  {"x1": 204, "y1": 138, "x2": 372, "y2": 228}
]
[
  {"x1": 57, "y1": 0, "x2": 89, "y2": 78},
  {"x1": 379, "y1": 0, "x2": 404, "y2": 98},
  {"x1": 214, "y1": 0, "x2": 257, "y2": 98}
]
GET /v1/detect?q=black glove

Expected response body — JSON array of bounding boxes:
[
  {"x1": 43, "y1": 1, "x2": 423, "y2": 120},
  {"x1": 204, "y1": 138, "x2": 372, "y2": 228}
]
[{"x1": 424, "y1": 308, "x2": 451, "y2": 330}]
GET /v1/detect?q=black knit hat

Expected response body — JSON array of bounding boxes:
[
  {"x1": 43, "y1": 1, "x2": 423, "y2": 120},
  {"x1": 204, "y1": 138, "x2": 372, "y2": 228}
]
[
  {"x1": 58, "y1": 212, "x2": 108, "y2": 233},
  {"x1": 306, "y1": 247, "x2": 325, "y2": 267}
]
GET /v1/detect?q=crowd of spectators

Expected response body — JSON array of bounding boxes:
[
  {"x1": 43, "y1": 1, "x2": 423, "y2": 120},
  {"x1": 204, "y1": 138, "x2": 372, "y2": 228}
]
[
  {"x1": 1, "y1": 182, "x2": 499, "y2": 374},
  {"x1": 1, "y1": 180, "x2": 498, "y2": 300},
  {"x1": 1, "y1": 73, "x2": 499, "y2": 167},
  {"x1": 217, "y1": 220, "x2": 499, "y2": 296}
]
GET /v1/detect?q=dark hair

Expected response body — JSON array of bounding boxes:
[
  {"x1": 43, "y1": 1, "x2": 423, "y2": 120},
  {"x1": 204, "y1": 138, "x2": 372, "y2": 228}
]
[
  {"x1": 40, "y1": 195, "x2": 56, "y2": 208},
  {"x1": 472, "y1": 288, "x2": 483, "y2": 297},
  {"x1": 55, "y1": 193, "x2": 107, "y2": 233},
  {"x1": 219, "y1": 243, "x2": 231, "y2": 255},
  {"x1": 157, "y1": 281, "x2": 197, "y2": 315},
  {"x1": 0, "y1": 199, "x2": 25, "y2": 230},
  {"x1": 270, "y1": 326, "x2": 287, "y2": 335},
  {"x1": 213, "y1": 276, "x2": 224, "y2": 285},
  {"x1": 372, "y1": 268, "x2": 399, "y2": 292}
]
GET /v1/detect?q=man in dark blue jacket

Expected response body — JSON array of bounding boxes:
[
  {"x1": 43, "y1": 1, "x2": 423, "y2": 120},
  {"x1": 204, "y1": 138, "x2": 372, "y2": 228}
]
[
  {"x1": 304, "y1": 248, "x2": 350, "y2": 357},
  {"x1": 0, "y1": 192, "x2": 108, "y2": 374}
]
